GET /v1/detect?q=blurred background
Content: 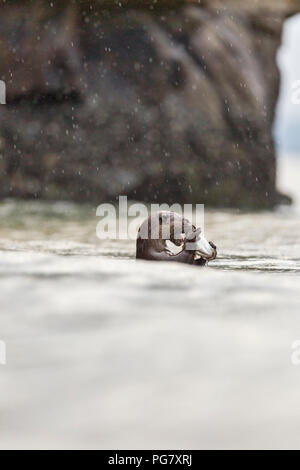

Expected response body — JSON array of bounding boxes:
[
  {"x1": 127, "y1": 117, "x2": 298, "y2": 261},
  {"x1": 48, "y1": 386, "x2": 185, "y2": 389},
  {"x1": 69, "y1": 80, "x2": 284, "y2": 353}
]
[
  {"x1": 0, "y1": 0, "x2": 299, "y2": 208},
  {"x1": 0, "y1": 0, "x2": 300, "y2": 451},
  {"x1": 275, "y1": 12, "x2": 300, "y2": 156},
  {"x1": 275, "y1": 12, "x2": 300, "y2": 207}
]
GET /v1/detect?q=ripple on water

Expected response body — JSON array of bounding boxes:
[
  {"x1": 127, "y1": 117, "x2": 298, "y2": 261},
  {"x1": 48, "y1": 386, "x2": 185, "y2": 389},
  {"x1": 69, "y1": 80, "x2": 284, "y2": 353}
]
[{"x1": 0, "y1": 198, "x2": 299, "y2": 275}]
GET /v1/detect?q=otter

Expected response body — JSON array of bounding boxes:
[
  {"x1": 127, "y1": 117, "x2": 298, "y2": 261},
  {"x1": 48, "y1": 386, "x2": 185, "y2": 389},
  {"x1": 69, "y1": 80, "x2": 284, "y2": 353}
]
[{"x1": 136, "y1": 211, "x2": 217, "y2": 265}]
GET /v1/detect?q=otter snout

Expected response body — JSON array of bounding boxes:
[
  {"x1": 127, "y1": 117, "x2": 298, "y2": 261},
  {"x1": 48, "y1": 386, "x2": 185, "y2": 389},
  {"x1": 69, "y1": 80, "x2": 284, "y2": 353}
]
[{"x1": 186, "y1": 235, "x2": 217, "y2": 261}]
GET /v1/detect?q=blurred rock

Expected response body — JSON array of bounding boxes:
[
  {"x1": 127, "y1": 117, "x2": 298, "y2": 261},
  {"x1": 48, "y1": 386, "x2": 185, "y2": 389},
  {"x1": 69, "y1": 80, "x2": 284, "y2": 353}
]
[{"x1": 0, "y1": 0, "x2": 298, "y2": 208}]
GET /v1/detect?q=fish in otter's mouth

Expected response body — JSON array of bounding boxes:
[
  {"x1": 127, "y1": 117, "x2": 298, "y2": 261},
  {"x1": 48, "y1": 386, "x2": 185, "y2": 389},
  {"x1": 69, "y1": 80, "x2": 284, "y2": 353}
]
[
  {"x1": 165, "y1": 230, "x2": 217, "y2": 265},
  {"x1": 193, "y1": 241, "x2": 217, "y2": 265},
  {"x1": 185, "y1": 228, "x2": 217, "y2": 264}
]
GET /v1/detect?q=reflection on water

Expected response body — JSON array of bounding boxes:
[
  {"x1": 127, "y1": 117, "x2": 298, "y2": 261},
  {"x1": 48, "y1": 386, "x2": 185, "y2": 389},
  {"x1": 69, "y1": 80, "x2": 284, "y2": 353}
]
[{"x1": 0, "y1": 157, "x2": 300, "y2": 450}]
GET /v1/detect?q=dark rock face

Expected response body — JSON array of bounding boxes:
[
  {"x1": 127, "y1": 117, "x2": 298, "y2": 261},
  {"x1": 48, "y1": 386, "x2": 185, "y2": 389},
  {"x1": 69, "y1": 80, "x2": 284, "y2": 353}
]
[{"x1": 0, "y1": 1, "x2": 298, "y2": 207}]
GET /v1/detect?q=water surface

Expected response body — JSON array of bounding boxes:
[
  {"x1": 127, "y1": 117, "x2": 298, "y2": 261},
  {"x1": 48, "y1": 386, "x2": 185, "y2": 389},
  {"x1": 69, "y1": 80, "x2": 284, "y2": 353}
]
[{"x1": 0, "y1": 158, "x2": 300, "y2": 449}]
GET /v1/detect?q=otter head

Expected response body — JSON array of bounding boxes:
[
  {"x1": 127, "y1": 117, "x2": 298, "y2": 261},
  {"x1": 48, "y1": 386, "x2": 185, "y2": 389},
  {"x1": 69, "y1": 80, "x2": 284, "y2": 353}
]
[{"x1": 136, "y1": 211, "x2": 217, "y2": 265}]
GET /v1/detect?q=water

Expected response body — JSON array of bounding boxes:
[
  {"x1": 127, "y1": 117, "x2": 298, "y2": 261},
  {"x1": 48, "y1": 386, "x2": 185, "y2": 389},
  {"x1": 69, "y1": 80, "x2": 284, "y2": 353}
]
[{"x1": 0, "y1": 158, "x2": 300, "y2": 450}]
